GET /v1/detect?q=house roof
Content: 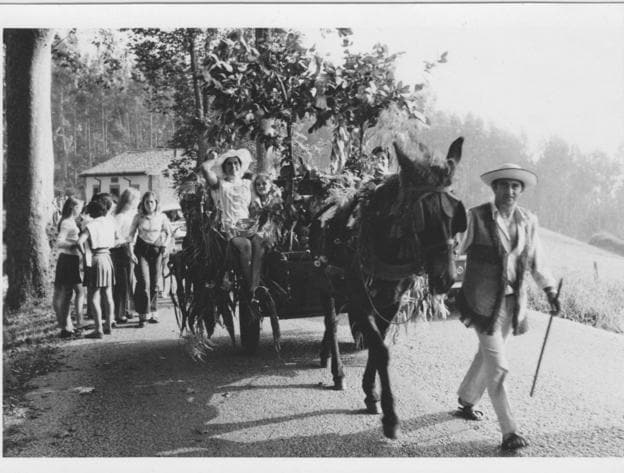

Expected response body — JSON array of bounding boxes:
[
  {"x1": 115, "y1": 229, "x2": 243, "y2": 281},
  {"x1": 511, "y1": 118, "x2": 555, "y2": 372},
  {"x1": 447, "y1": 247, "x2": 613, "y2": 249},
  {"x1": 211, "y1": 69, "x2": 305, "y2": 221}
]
[{"x1": 80, "y1": 149, "x2": 184, "y2": 177}]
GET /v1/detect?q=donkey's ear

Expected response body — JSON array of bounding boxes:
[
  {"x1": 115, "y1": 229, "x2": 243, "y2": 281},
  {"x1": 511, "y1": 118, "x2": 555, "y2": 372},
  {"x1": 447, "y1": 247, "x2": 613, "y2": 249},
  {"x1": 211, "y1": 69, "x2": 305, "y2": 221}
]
[
  {"x1": 445, "y1": 137, "x2": 464, "y2": 175},
  {"x1": 393, "y1": 141, "x2": 413, "y2": 171}
]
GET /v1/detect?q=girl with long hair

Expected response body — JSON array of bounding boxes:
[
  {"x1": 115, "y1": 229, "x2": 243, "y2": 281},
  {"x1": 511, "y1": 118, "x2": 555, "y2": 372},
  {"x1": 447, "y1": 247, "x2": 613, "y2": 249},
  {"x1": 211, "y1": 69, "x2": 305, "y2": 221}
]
[
  {"x1": 248, "y1": 172, "x2": 283, "y2": 293},
  {"x1": 129, "y1": 191, "x2": 172, "y2": 327},
  {"x1": 111, "y1": 188, "x2": 140, "y2": 324},
  {"x1": 53, "y1": 196, "x2": 85, "y2": 338}
]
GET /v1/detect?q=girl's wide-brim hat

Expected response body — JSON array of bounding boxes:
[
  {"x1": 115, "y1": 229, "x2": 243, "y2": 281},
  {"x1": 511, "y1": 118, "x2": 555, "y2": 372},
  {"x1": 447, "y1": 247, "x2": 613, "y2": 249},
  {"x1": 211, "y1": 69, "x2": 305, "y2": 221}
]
[
  {"x1": 210, "y1": 148, "x2": 253, "y2": 177},
  {"x1": 480, "y1": 163, "x2": 538, "y2": 188}
]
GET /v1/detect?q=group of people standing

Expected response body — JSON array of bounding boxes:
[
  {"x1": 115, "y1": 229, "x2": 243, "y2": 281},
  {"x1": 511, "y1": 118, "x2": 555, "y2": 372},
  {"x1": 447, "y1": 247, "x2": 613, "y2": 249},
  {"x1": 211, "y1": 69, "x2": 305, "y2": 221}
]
[
  {"x1": 53, "y1": 189, "x2": 173, "y2": 339},
  {"x1": 53, "y1": 146, "x2": 282, "y2": 340}
]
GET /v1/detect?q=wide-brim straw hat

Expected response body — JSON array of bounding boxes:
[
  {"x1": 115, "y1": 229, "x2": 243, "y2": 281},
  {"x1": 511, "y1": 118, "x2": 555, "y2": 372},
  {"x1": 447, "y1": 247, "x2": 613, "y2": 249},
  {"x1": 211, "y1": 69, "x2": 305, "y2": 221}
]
[
  {"x1": 480, "y1": 163, "x2": 538, "y2": 188},
  {"x1": 210, "y1": 148, "x2": 253, "y2": 177}
]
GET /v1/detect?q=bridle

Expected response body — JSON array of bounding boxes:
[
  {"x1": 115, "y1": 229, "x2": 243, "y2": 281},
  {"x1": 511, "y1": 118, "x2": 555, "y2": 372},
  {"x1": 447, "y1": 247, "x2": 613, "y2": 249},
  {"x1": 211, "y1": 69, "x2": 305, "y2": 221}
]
[{"x1": 357, "y1": 185, "x2": 458, "y2": 325}]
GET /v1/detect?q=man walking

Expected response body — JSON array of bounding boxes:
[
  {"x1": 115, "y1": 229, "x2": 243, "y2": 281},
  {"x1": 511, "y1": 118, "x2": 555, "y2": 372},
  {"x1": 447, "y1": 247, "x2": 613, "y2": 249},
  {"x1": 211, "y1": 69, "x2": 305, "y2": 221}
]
[{"x1": 455, "y1": 163, "x2": 560, "y2": 451}]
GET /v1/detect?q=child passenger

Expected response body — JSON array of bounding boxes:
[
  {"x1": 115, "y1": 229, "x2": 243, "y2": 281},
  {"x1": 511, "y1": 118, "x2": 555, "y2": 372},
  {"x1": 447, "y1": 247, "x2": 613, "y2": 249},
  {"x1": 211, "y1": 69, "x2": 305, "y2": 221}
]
[
  {"x1": 248, "y1": 172, "x2": 283, "y2": 292},
  {"x1": 200, "y1": 149, "x2": 255, "y2": 293}
]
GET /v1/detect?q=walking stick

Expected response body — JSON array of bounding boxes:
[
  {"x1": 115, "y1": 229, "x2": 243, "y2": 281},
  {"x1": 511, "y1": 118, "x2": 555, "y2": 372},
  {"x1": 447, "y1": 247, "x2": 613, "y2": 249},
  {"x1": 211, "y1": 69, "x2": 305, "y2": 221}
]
[{"x1": 530, "y1": 278, "x2": 563, "y2": 397}]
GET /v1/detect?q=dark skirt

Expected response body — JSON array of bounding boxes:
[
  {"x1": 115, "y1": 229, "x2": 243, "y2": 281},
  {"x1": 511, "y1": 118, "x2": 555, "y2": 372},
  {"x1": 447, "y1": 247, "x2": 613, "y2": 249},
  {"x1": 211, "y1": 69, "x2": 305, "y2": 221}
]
[{"x1": 55, "y1": 253, "x2": 82, "y2": 286}]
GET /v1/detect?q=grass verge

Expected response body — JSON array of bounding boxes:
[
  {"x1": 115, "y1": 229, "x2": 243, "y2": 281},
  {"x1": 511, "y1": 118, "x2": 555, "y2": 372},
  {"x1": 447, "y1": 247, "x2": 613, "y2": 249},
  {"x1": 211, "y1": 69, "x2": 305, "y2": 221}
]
[
  {"x1": 528, "y1": 270, "x2": 624, "y2": 334},
  {"x1": 3, "y1": 298, "x2": 62, "y2": 429}
]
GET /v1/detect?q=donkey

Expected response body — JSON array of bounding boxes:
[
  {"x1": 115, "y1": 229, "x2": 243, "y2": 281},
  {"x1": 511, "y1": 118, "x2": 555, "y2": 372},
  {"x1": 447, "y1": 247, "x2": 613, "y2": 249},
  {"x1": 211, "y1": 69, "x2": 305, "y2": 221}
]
[{"x1": 314, "y1": 137, "x2": 466, "y2": 439}]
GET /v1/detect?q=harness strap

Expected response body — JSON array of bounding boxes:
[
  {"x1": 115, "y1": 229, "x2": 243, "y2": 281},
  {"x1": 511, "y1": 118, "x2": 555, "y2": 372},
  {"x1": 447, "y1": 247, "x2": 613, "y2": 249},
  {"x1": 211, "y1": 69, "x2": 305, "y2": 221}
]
[{"x1": 359, "y1": 252, "x2": 422, "y2": 281}]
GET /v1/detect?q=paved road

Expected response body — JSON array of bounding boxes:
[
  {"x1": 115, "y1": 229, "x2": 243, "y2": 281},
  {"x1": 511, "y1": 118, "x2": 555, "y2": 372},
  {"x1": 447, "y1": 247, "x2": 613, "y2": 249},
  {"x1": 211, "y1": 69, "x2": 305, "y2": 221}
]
[{"x1": 3, "y1": 299, "x2": 623, "y2": 459}]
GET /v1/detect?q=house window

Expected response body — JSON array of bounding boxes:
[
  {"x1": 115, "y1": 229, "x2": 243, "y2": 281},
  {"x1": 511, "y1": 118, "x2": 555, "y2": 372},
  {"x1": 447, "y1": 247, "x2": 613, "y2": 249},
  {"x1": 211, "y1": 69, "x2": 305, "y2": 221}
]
[
  {"x1": 92, "y1": 185, "x2": 100, "y2": 197},
  {"x1": 110, "y1": 184, "x2": 120, "y2": 198}
]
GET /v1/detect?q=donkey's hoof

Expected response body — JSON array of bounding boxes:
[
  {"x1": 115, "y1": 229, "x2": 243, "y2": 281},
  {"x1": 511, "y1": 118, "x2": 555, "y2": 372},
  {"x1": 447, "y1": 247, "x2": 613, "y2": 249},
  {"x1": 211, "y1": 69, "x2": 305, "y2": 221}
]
[
  {"x1": 365, "y1": 401, "x2": 380, "y2": 414},
  {"x1": 332, "y1": 377, "x2": 346, "y2": 391},
  {"x1": 382, "y1": 417, "x2": 399, "y2": 439}
]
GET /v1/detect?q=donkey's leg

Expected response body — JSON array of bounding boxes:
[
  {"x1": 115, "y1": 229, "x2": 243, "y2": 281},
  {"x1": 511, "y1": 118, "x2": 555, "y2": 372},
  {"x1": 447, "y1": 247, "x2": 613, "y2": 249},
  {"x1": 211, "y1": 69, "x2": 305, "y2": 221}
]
[
  {"x1": 319, "y1": 330, "x2": 330, "y2": 368},
  {"x1": 362, "y1": 353, "x2": 380, "y2": 414},
  {"x1": 361, "y1": 312, "x2": 398, "y2": 438},
  {"x1": 321, "y1": 294, "x2": 345, "y2": 390}
]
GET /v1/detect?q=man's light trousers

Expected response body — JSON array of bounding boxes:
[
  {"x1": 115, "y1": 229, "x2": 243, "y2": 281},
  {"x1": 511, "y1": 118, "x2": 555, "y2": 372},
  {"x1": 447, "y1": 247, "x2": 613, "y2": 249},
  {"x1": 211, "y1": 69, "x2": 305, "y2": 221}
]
[{"x1": 458, "y1": 295, "x2": 517, "y2": 436}]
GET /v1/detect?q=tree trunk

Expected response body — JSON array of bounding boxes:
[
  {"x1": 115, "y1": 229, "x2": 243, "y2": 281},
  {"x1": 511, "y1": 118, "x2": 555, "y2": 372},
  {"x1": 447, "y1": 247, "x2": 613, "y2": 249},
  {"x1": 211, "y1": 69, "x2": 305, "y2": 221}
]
[
  {"x1": 58, "y1": 88, "x2": 70, "y2": 183},
  {"x1": 358, "y1": 124, "x2": 365, "y2": 160},
  {"x1": 188, "y1": 30, "x2": 208, "y2": 162},
  {"x1": 330, "y1": 122, "x2": 350, "y2": 174},
  {"x1": 149, "y1": 112, "x2": 153, "y2": 148},
  {"x1": 87, "y1": 119, "x2": 93, "y2": 166},
  {"x1": 4, "y1": 29, "x2": 55, "y2": 309},
  {"x1": 254, "y1": 28, "x2": 270, "y2": 172}
]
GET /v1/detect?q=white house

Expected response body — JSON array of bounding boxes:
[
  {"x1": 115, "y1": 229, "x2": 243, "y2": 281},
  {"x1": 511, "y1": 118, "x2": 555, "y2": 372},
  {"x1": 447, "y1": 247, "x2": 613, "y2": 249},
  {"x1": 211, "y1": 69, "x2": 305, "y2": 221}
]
[{"x1": 79, "y1": 148, "x2": 182, "y2": 210}]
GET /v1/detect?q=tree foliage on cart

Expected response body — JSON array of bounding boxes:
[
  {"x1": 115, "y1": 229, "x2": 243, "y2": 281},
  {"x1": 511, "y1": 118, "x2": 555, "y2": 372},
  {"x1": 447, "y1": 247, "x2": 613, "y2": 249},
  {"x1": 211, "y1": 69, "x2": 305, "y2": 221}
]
[{"x1": 131, "y1": 28, "x2": 453, "y2": 353}]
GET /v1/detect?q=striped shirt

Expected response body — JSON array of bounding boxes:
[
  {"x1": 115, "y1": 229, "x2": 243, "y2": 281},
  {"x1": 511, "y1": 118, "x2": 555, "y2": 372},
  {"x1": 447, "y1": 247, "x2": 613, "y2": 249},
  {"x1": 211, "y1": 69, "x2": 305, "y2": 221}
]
[{"x1": 130, "y1": 212, "x2": 172, "y2": 246}]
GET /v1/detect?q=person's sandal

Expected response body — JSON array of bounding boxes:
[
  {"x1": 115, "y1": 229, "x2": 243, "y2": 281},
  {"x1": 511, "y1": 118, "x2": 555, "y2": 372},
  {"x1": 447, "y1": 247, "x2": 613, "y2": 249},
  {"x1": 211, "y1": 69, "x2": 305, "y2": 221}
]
[
  {"x1": 501, "y1": 433, "x2": 528, "y2": 451},
  {"x1": 454, "y1": 404, "x2": 484, "y2": 421}
]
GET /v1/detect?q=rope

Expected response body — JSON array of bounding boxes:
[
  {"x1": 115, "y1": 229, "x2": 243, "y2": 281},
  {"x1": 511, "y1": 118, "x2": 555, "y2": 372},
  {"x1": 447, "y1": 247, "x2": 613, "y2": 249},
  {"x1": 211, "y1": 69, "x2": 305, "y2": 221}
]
[{"x1": 357, "y1": 255, "x2": 413, "y2": 326}]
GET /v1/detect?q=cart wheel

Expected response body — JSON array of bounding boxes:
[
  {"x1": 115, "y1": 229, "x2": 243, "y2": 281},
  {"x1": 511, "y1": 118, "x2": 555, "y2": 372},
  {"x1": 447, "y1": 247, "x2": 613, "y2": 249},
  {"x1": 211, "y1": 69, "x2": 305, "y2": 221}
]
[{"x1": 239, "y1": 300, "x2": 260, "y2": 354}]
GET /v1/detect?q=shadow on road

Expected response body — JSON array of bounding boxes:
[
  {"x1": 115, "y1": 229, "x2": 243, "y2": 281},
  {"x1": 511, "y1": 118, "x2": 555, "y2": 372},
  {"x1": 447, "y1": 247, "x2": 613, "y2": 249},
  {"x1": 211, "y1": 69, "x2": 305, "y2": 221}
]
[
  {"x1": 9, "y1": 310, "x2": 620, "y2": 458},
  {"x1": 4, "y1": 319, "x2": 374, "y2": 456}
]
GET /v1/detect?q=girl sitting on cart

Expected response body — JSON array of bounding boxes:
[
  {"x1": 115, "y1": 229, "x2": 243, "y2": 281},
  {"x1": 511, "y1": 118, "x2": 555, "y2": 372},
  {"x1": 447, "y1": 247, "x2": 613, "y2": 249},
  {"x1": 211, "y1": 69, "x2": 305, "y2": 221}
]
[
  {"x1": 200, "y1": 148, "x2": 277, "y2": 298},
  {"x1": 248, "y1": 172, "x2": 283, "y2": 292}
]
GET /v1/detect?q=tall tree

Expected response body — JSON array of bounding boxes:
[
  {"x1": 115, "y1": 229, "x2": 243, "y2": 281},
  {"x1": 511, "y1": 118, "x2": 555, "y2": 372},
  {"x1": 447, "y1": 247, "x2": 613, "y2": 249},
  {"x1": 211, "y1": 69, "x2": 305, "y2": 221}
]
[
  {"x1": 311, "y1": 35, "x2": 437, "y2": 173},
  {"x1": 4, "y1": 29, "x2": 55, "y2": 309}
]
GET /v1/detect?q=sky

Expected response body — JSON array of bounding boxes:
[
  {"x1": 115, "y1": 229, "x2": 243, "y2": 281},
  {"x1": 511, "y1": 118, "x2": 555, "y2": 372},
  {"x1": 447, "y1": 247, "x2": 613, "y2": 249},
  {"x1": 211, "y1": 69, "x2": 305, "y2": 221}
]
[
  {"x1": 2, "y1": 3, "x2": 623, "y2": 158},
  {"x1": 302, "y1": 5, "x2": 624, "y2": 157}
]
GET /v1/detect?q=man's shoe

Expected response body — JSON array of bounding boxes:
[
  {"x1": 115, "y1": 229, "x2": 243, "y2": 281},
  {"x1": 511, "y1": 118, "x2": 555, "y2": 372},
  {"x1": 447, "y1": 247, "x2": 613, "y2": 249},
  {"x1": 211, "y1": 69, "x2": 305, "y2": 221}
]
[
  {"x1": 60, "y1": 329, "x2": 75, "y2": 339},
  {"x1": 115, "y1": 316, "x2": 128, "y2": 324},
  {"x1": 454, "y1": 399, "x2": 484, "y2": 421},
  {"x1": 148, "y1": 313, "x2": 159, "y2": 324},
  {"x1": 501, "y1": 433, "x2": 529, "y2": 451}
]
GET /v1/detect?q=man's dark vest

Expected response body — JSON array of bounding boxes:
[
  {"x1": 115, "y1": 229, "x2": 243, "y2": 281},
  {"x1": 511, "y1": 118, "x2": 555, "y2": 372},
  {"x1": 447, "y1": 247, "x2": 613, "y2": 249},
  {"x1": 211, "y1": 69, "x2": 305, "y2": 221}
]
[{"x1": 457, "y1": 203, "x2": 532, "y2": 335}]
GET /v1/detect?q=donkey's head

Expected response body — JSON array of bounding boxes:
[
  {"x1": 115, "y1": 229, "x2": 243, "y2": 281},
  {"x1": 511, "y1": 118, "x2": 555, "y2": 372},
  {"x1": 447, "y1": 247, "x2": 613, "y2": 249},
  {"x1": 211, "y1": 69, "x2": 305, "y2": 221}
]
[{"x1": 393, "y1": 137, "x2": 466, "y2": 294}]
